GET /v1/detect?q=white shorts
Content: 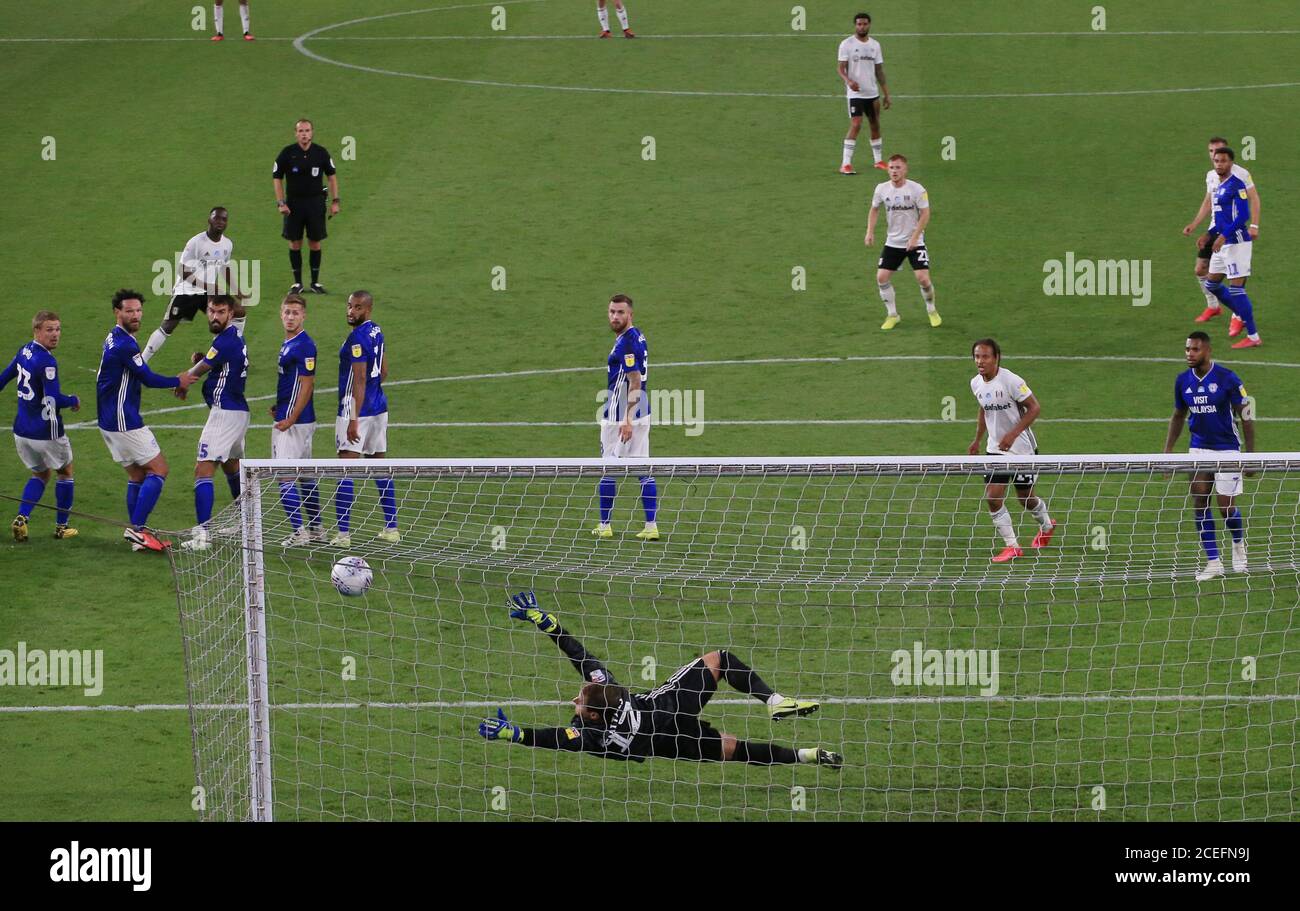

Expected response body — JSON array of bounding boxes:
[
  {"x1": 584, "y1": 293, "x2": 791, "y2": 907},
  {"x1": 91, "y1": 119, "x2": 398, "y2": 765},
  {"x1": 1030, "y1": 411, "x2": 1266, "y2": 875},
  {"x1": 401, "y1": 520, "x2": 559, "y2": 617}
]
[
  {"x1": 198, "y1": 408, "x2": 250, "y2": 462},
  {"x1": 1190, "y1": 447, "x2": 1244, "y2": 497},
  {"x1": 600, "y1": 420, "x2": 651, "y2": 459},
  {"x1": 271, "y1": 422, "x2": 316, "y2": 460},
  {"x1": 1209, "y1": 242, "x2": 1252, "y2": 279},
  {"x1": 100, "y1": 427, "x2": 161, "y2": 467},
  {"x1": 335, "y1": 413, "x2": 388, "y2": 455},
  {"x1": 14, "y1": 435, "x2": 73, "y2": 472}
]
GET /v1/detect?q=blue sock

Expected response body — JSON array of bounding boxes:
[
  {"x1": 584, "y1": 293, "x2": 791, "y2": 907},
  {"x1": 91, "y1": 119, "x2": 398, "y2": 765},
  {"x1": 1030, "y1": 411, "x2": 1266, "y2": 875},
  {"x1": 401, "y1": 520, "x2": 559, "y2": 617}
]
[
  {"x1": 639, "y1": 475, "x2": 658, "y2": 523},
  {"x1": 226, "y1": 471, "x2": 241, "y2": 499},
  {"x1": 195, "y1": 478, "x2": 215, "y2": 525},
  {"x1": 18, "y1": 478, "x2": 45, "y2": 518},
  {"x1": 375, "y1": 478, "x2": 397, "y2": 529},
  {"x1": 126, "y1": 480, "x2": 142, "y2": 520},
  {"x1": 598, "y1": 477, "x2": 616, "y2": 523},
  {"x1": 132, "y1": 474, "x2": 165, "y2": 527},
  {"x1": 1226, "y1": 286, "x2": 1258, "y2": 335},
  {"x1": 1196, "y1": 509, "x2": 1219, "y2": 560},
  {"x1": 55, "y1": 479, "x2": 74, "y2": 525},
  {"x1": 279, "y1": 481, "x2": 303, "y2": 529},
  {"x1": 1225, "y1": 508, "x2": 1244, "y2": 543},
  {"x1": 18, "y1": 477, "x2": 46, "y2": 518},
  {"x1": 302, "y1": 481, "x2": 322, "y2": 527},
  {"x1": 336, "y1": 478, "x2": 355, "y2": 533}
]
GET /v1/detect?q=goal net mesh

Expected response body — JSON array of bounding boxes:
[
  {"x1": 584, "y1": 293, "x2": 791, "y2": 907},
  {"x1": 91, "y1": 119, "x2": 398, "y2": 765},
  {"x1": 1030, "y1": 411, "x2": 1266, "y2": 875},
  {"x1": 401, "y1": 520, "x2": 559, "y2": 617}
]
[{"x1": 171, "y1": 456, "x2": 1299, "y2": 821}]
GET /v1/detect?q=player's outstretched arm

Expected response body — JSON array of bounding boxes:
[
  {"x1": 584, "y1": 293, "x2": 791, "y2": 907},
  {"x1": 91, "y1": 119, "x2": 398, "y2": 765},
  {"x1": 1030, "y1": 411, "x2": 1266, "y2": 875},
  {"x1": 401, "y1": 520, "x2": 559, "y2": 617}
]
[
  {"x1": 508, "y1": 591, "x2": 616, "y2": 684},
  {"x1": 124, "y1": 348, "x2": 184, "y2": 389},
  {"x1": 476, "y1": 709, "x2": 586, "y2": 753}
]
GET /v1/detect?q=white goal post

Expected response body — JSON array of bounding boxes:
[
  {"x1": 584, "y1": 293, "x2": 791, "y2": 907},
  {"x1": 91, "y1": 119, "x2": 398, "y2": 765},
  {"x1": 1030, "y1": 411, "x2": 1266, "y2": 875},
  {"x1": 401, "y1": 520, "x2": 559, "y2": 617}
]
[{"x1": 172, "y1": 454, "x2": 1300, "y2": 821}]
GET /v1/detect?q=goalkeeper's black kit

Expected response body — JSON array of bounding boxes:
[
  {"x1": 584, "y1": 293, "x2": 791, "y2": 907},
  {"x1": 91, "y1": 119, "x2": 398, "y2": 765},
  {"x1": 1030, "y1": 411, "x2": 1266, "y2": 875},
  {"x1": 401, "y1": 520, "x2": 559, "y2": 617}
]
[{"x1": 518, "y1": 624, "x2": 727, "y2": 763}]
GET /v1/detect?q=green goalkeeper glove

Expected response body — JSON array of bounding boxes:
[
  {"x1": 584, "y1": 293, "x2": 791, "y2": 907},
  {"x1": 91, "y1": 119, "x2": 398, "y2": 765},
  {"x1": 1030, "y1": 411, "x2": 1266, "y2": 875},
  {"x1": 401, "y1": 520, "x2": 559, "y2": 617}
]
[
  {"x1": 508, "y1": 590, "x2": 558, "y2": 633},
  {"x1": 478, "y1": 708, "x2": 524, "y2": 743}
]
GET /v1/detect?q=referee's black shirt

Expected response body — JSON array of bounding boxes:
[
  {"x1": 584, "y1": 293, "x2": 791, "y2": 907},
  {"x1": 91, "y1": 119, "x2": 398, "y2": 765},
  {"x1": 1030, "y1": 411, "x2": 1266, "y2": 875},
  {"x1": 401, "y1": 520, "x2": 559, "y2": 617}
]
[{"x1": 273, "y1": 143, "x2": 336, "y2": 199}]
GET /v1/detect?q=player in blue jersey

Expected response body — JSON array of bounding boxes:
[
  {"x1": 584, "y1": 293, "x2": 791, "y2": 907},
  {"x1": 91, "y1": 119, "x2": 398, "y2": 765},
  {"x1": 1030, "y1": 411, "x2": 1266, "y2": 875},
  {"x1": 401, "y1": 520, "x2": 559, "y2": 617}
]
[
  {"x1": 269, "y1": 293, "x2": 325, "y2": 546},
  {"x1": 179, "y1": 295, "x2": 250, "y2": 552},
  {"x1": 1, "y1": 311, "x2": 80, "y2": 541},
  {"x1": 1201, "y1": 149, "x2": 1261, "y2": 349},
  {"x1": 593, "y1": 294, "x2": 658, "y2": 541},
  {"x1": 97, "y1": 290, "x2": 197, "y2": 552},
  {"x1": 332, "y1": 290, "x2": 397, "y2": 547},
  {"x1": 1164, "y1": 331, "x2": 1255, "y2": 581}
]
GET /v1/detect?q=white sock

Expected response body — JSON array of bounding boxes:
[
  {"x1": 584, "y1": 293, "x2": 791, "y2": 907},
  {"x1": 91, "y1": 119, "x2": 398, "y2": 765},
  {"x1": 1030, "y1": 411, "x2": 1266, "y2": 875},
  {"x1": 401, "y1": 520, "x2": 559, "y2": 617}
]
[
  {"x1": 142, "y1": 327, "x2": 170, "y2": 362},
  {"x1": 1202, "y1": 280, "x2": 1220, "y2": 310},
  {"x1": 232, "y1": 315, "x2": 247, "y2": 336},
  {"x1": 1029, "y1": 497, "x2": 1052, "y2": 530},
  {"x1": 878, "y1": 281, "x2": 898, "y2": 318},
  {"x1": 213, "y1": 4, "x2": 223, "y2": 34},
  {"x1": 616, "y1": 5, "x2": 629, "y2": 29},
  {"x1": 870, "y1": 139, "x2": 884, "y2": 164},
  {"x1": 920, "y1": 283, "x2": 936, "y2": 313},
  {"x1": 765, "y1": 693, "x2": 784, "y2": 708},
  {"x1": 239, "y1": 2, "x2": 250, "y2": 33},
  {"x1": 1249, "y1": 332, "x2": 1260, "y2": 341},
  {"x1": 842, "y1": 139, "x2": 856, "y2": 167},
  {"x1": 990, "y1": 506, "x2": 1018, "y2": 547},
  {"x1": 597, "y1": 6, "x2": 610, "y2": 30},
  {"x1": 797, "y1": 748, "x2": 818, "y2": 764}
]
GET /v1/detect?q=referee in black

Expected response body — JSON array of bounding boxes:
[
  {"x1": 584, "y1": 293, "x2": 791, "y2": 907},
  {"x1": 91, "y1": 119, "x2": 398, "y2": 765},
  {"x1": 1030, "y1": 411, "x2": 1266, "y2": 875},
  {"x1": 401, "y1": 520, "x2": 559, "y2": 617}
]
[{"x1": 273, "y1": 118, "x2": 340, "y2": 294}]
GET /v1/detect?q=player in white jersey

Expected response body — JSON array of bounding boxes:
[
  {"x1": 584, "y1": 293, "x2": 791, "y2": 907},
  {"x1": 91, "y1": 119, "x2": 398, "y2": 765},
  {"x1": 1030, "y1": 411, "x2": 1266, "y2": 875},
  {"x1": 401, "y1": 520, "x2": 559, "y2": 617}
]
[
  {"x1": 837, "y1": 12, "x2": 890, "y2": 175},
  {"x1": 212, "y1": 1, "x2": 254, "y2": 41},
  {"x1": 596, "y1": 1, "x2": 635, "y2": 38},
  {"x1": 967, "y1": 339, "x2": 1056, "y2": 563},
  {"x1": 1184, "y1": 136, "x2": 1260, "y2": 330},
  {"x1": 142, "y1": 207, "x2": 246, "y2": 363},
  {"x1": 866, "y1": 155, "x2": 939, "y2": 330}
]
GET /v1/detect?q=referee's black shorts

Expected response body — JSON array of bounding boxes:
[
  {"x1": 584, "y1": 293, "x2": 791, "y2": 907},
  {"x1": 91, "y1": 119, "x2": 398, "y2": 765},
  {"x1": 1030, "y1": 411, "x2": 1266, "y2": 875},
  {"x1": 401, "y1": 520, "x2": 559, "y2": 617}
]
[{"x1": 282, "y1": 195, "x2": 328, "y2": 242}]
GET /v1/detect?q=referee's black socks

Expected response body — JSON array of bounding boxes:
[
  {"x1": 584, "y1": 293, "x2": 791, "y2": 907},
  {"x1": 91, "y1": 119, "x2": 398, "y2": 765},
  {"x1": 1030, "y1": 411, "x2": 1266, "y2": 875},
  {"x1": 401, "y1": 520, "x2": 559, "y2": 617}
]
[
  {"x1": 289, "y1": 248, "x2": 303, "y2": 284},
  {"x1": 310, "y1": 249, "x2": 322, "y2": 284},
  {"x1": 718, "y1": 650, "x2": 776, "y2": 703}
]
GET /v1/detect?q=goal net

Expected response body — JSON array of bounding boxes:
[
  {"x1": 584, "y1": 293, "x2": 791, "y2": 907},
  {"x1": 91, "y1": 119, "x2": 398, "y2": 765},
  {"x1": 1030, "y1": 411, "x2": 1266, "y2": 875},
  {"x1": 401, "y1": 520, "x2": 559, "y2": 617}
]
[{"x1": 170, "y1": 455, "x2": 1299, "y2": 821}]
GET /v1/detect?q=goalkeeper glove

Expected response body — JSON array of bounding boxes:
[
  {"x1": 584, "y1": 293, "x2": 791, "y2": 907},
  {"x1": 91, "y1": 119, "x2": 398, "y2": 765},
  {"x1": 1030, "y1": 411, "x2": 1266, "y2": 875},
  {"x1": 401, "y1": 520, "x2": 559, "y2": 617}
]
[
  {"x1": 478, "y1": 708, "x2": 524, "y2": 743},
  {"x1": 508, "y1": 590, "x2": 558, "y2": 633}
]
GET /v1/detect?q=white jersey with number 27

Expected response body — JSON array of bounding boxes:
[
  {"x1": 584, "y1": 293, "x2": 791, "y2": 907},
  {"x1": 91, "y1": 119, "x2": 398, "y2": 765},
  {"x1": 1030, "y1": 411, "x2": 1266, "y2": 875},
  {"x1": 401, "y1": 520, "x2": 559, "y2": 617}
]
[{"x1": 971, "y1": 367, "x2": 1037, "y2": 456}]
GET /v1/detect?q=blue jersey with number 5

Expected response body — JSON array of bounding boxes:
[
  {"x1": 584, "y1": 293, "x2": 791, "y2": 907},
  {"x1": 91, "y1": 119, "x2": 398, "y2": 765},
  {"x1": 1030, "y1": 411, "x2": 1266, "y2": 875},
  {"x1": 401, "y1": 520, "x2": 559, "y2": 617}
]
[{"x1": 338, "y1": 321, "x2": 387, "y2": 418}]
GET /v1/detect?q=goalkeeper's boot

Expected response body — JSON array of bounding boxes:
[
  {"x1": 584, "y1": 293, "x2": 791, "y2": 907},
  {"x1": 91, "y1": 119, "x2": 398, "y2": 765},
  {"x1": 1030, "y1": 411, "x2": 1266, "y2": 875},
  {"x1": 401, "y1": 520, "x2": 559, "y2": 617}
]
[
  {"x1": 880, "y1": 314, "x2": 900, "y2": 331},
  {"x1": 591, "y1": 522, "x2": 613, "y2": 538},
  {"x1": 376, "y1": 527, "x2": 401, "y2": 544},
  {"x1": 635, "y1": 522, "x2": 659, "y2": 541},
  {"x1": 1031, "y1": 519, "x2": 1058, "y2": 549},
  {"x1": 53, "y1": 524, "x2": 78, "y2": 540},
  {"x1": 816, "y1": 748, "x2": 844, "y2": 769},
  {"x1": 1231, "y1": 541, "x2": 1247, "y2": 573},
  {"x1": 1194, "y1": 306, "x2": 1220, "y2": 323},
  {"x1": 329, "y1": 531, "x2": 352, "y2": 548},
  {"x1": 771, "y1": 697, "x2": 820, "y2": 722},
  {"x1": 1195, "y1": 558, "x2": 1225, "y2": 582},
  {"x1": 1228, "y1": 314, "x2": 1245, "y2": 338},
  {"x1": 281, "y1": 526, "x2": 312, "y2": 547},
  {"x1": 991, "y1": 546, "x2": 1023, "y2": 563},
  {"x1": 928, "y1": 311, "x2": 942, "y2": 328},
  {"x1": 11, "y1": 514, "x2": 28, "y2": 543},
  {"x1": 180, "y1": 525, "x2": 211, "y2": 552}
]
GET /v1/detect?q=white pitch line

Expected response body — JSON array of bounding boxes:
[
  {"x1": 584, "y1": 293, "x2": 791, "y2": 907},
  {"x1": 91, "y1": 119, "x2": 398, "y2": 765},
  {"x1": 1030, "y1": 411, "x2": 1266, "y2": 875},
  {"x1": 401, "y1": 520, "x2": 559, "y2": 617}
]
[
  {"x1": 2, "y1": 693, "x2": 1293, "y2": 713},
  {"x1": 60, "y1": 352, "x2": 1300, "y2": 429}
]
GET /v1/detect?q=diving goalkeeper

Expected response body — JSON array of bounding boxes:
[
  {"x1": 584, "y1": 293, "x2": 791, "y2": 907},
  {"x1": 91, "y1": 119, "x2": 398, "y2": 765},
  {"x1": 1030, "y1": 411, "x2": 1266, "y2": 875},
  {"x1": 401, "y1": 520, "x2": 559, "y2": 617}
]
[{"x1": 476, "y1": 591, "x2": 843, "y2": 768}]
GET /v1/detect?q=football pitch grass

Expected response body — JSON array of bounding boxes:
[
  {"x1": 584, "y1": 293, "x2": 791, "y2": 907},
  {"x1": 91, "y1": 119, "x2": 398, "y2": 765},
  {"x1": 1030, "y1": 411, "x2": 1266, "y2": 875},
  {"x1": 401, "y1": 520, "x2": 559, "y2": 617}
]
[{"x1": 2, "y1": 0, "x2": 1299, "y2": 820}]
